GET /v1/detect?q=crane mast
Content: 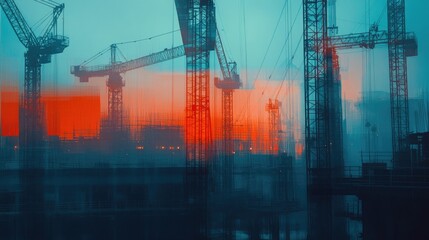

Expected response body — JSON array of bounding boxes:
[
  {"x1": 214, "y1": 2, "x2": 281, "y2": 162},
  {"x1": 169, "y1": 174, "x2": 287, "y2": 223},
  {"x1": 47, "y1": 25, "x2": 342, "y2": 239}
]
[
  {"x1": 266, "y1": 99, "x2": 282, "y2": 156},
  {"x1": 388, "y1": 0, "x2": 410, "y2": 166},
  {"x1": 175, "y1": 0, "x2": 216, "y2": 171},
  {"x1": 175, "y1": 1, "x2": 216, "y2": 237},
  {"x1": 303, "y1": 0, "x2": 329, "y2": 173},
  {"x1": 214, "y1": 27, "x2": 241, "y2": 191}
]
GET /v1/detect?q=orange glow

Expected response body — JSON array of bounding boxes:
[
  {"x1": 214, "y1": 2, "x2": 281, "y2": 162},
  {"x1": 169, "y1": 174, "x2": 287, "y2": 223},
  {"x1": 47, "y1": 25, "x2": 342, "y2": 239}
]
[
  {"x1": 1, "y1": 84, "x2": 19, "y2": 137},
  {"x1": 124, "y1": 70, "x2": 186, "y2": 127},
  {"x1": 42, "y1": 88, "x2": 100, "y2": 140},
  {"x1": 223, "y1": 79, "x2": 302, "y2": 155},
  {"x1": 295, "y1": 143, "x2": 304, "y2": 157},
  {"x1": 1, "y1": 68, "x2": 304, "y2": 155},
  {"x1": 80, "y1": 69, "x2": 303, "y2": 155},
  {"x1": 0, "y1": 85, "x2": 101, "y2": 139},
  {"x1": 339, "y1": 55, "x2": 363, "y2": 101}
]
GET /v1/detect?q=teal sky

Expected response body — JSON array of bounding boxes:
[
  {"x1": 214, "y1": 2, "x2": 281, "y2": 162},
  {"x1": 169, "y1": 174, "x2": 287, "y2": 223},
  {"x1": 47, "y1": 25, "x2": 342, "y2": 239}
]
[{"x1": 1, "y1": 0, "x2": 428, "y2": 98}]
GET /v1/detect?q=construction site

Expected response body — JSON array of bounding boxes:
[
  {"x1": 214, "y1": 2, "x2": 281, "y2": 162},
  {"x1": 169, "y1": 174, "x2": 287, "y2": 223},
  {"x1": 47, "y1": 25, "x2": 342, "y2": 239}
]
[{"x1": 0, "y1": 0, "x2": 428, "y2": 239}]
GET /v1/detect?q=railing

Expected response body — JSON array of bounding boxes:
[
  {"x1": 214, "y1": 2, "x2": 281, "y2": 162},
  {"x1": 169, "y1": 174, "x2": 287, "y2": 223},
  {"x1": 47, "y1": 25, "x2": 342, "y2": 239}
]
[
  {"x1": 309, "y1": 166, "x2": 429, "y2": 189},
  {"x1": 343, "y1": 167, "x2": 429, "y2": 188},
  {"x1": 360, "y1": 151, "x2": 392, "y2": 164}
]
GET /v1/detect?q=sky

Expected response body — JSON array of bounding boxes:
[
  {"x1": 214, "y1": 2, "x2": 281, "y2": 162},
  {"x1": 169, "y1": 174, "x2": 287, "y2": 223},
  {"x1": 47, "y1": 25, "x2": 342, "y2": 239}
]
[
  {"x1": 1, "y1": 0, "x2": 428, "y2": 89},
  {"x1": 0, "y1": 0, "x2": 428, "y2": 139}
]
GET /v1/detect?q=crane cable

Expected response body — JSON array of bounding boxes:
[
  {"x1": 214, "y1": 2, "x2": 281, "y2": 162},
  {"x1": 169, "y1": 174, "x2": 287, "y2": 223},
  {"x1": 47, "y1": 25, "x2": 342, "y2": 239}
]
[
  {"x1": 31, "y1": 10, "x2": 52, "y2": 32},
  {"x1": 79, "y1": 30, "x2": 180, "y2": 66},
  {"x1": 34, "y1": 0, "x2": 57, "y2": 8},
  {"x1": 252, "y1": 0, "x2": 288, "y2": 90},
  {"x1": 234, "y1": 0, "x2": 288, "y2": 124},
  {"x1": 114, "y1": 29, "x2": 180, "y2": 46},
  {"x1": 236, "y1": 2, "x2": 301, "y2": 124},
  {"x1": 268, "y1": 4, "x2": 302, "y2": 82},
  {"x1": 274, "y1": 33, "x2": 303, "y2": 100},
  {"x1": 31, "y1": 0, "x2": 64, "y2": 40},
  {"x1": 80, "y1": 47, "x2": 111, "y2": 66},
  {"x1": 116, "y1": 46, "x2": 128, "y2": 62},
  {"x1": 375, "y1": 3, "x2": 387, "y2": 27}
]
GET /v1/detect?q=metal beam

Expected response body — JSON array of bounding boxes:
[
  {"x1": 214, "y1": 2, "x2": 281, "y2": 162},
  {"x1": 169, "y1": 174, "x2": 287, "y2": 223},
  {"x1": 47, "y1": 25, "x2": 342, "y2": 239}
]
[{"x1": 388, "y1": 0, "x2": 410, "y2": 166}]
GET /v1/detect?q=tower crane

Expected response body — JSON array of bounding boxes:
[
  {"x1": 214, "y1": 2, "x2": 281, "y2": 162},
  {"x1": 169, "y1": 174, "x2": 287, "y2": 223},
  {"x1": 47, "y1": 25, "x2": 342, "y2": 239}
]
[
  {"x1": 71, "y1": 45, "x2": 185, "y2": 134},
  {"x1": 266, "y1": 99, "x2": 281, "y2": 156},
  {"x1": 387, "y1": 0, "x2": 412, "y2": 166},
  {"x1": 175, "y1": 0, "x2": 216, "y2": 173},
  {"x1": 213, "y1": 27, "x2": 241, "y2": 190},
  {"x1": 0, "y1": 0, "x2": 68, "y2": 163}
]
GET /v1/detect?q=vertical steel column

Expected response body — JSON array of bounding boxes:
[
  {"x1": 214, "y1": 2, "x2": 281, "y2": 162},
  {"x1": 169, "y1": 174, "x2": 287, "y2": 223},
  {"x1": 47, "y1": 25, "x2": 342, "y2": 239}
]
[
  {"x1": 303, "y1": 1, "x2": 333, "y2": 240},
  {"x1": 303, "y1": 0, "x2": 329, "y2": 172},
  {"x1": 222, "y1": 89, "x2": 233, "y2": 190},
  {"x1": 107, "y1": 73, "x2": 124, "y2": 132},
  {"x1": 176, "y1": 1, "x2": 215, "y2": 238},
  {"x1": 184, "y1": 0, "x2": 215, "y2": 172},
  {"x1": 387, "y1": 0, "x2": 409, "y2": 166},
  {"x1": 21, "y1": 51, "x2": 44, "y2": 166},
  {"x1": 326, "y1": 47, "x2": 344, "y2": 170},
  {"x1": 222, "y1": 89, "x2": 233, "y2": 156},
  {"x1": 266, "y1": 99, "x2": 281, "y2": 156}
]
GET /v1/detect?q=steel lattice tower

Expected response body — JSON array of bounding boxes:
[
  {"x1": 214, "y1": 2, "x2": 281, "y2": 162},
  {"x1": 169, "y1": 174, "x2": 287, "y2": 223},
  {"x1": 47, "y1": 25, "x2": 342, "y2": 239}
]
[
  {"x1": 22, "y1": 51, "x2": 44, "y2": 164},
  {"x1": 176, "y1": 0, "x2": 216, "y2": 172},
  {"x1": 303, "y1": 0, "x2": 329, "y2": 171},
  {"x1": 303, "y1": 1, "x2": 334, "y2": 240},
  {"x1": 106, "y1": 44, "x2": 124, "y2": 133},
  {"x1": 326, "y1": 47, "x2": 344, "y2": 170},
  {"x1": 387, "y1": 0, "x2": 410, "y2": 166},
  {"x1": 266, "y1": 99, "x2": 281, "y2": 156},
  {"x1": 214, "y1": 25, "x2": 241, "y2": 191},
  {"x1": 175, "y1": 1, "x2": 215, "y2": 237},
  {"x1": 107, "y1": 73, "x2": 124, "y2": 132},
  {"x1": 222, "y1": 90, "x2": 233, "y2": 157},
  {"x1": 221, "y1": 89, "x2": 233, "y2": 190}
]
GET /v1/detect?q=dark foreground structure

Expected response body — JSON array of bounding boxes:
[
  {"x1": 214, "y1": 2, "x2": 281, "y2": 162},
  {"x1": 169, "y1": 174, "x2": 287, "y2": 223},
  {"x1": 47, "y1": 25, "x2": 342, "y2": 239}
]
[{"x1": 0, "y1": 154, "x2": 304, "y2": 240}]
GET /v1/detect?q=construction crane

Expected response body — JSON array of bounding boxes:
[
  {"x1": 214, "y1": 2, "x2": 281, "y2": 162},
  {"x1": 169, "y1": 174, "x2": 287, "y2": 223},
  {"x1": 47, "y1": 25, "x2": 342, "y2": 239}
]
[
  {"x1": 0, "y1": 0, "x2": 68, "y2": 163},
  {"x1": 303, "y1": 0, "x2": 329, "y2": 174},
  {"x1": 266, "y1": 99, "x2": 282, "y2": 156},
  {"x1": 388, "y1": 0, "x2": 412, "y2": 166},
  {"x1": 214, "y1": 27, "x2": 241, "y2": 190},
  {"x1": 303, "y1": 1, "x2": 344, "y2": 239},
  {"x1": 175, "y1": 0, "x2": 216, "y2": 173},
  {"x1": 71, "y1": 45, "x2": 185, "y2": 134},
  {"x1": 175, "y1": 1, "x2": 216, "y2": 238}
]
